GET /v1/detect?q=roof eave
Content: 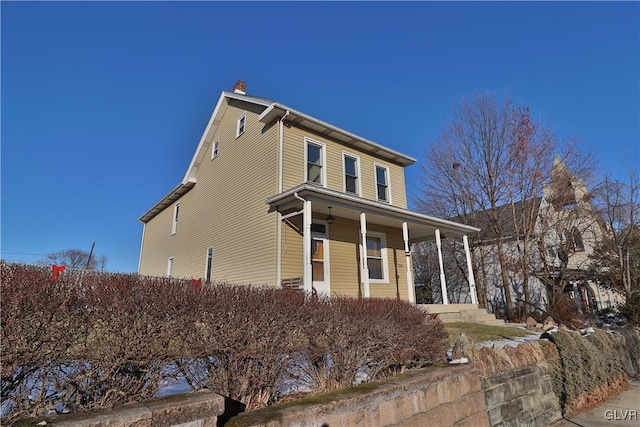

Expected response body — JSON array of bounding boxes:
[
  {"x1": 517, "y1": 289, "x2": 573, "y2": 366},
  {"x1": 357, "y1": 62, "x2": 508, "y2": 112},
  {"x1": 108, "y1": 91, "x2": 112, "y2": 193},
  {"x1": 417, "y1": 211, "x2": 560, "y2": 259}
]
[
  {"x1": 259, "y1": 103, "x2": 416, "y2": 167},
  {"x1": 266, "y1": 184, "x2": 480, "y2": 236},
  {"x1": 138, "y1": 178, "x2": 196, "y2": 223}
]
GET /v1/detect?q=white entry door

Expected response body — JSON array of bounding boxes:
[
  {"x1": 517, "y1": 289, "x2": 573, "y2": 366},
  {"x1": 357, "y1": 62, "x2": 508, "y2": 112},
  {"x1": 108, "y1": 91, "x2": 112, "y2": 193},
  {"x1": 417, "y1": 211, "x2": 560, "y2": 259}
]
[{"x1": 311, "y1": 222, "x2": 330, "y2": 297}]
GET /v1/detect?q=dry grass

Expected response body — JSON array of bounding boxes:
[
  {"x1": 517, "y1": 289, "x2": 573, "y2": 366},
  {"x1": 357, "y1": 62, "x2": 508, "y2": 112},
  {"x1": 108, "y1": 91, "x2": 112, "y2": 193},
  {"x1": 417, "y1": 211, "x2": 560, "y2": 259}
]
[{"x1": 444, "y1": 322, "x2": 536, "y2": 346}]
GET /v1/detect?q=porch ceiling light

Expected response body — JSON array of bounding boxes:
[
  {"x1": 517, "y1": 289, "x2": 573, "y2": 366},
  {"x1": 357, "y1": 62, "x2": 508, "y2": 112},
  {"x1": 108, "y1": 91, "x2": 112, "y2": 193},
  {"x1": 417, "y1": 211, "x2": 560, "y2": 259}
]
[{"x1": 326, "y1": 207, "x2": 335, "y2": 224}]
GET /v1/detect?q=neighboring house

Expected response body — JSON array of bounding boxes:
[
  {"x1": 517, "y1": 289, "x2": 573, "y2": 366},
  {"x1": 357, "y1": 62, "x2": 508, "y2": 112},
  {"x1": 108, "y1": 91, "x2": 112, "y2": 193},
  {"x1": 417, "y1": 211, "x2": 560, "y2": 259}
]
[
  {"x1": 138, "y1": 81, "x2": 479, "y2": 302},
  {"x1": 465, "y1": 156, "x2": 621, "y2": 316}
]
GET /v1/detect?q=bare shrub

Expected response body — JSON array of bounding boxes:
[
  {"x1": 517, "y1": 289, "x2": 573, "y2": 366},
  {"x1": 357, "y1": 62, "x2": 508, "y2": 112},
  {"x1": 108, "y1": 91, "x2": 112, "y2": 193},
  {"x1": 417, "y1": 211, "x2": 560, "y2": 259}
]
[
  {"x1": 193, "y1": 286, "x2": 309, "y2": 410},
  {"x1": 1, "y1": 262, "x2": 91, "y2": 419},
  {"x1": 2, "y1": 262, "x2": 450, "y2": 421},
  {"x1": 300, "y1": 297, "x2": 448, "y2": 392}
]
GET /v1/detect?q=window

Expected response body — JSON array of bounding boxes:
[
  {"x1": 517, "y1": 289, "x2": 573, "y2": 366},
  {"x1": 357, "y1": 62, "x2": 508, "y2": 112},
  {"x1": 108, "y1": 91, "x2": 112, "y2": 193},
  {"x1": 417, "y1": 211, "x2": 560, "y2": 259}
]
[
  {"x1": 311, "y1": 239, "x2": 325, "y2": 282},
  {"x1": 305, "y1": 139, "x2": 325, "y2": 186},
  {"x1": 237, "y1": 113, "x2": 246, "y2": 137},
  {"x1": 205, "y1": 247, "x2": 213, "y2": 283},
  {"x1": 375, "y1": 164, "x2": 390, "y2": 202},
  {"x1": 366, "y1": 232, "x2": 388, "y2": 282},
  {"x1": 171, "y1": 203, "x2": 180, "y2": 235},
  {"x1": 343, "y1": 153, "x2": 360, "y2": 195},
  {"x1": 211, "y1": 139, "x2": 219, "y2": 159},
  {"x1": 571, "y1": 227, "x2": 585, "y2": 251},
  {"x1": 167, "y1": 257, "x2": 174, "y2": 277}
]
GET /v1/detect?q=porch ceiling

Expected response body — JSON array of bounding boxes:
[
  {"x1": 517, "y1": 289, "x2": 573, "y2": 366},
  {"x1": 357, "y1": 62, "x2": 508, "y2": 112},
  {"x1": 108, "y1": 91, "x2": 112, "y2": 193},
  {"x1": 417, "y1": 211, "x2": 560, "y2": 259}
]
[{"x1": 266, "y1": 184, "x2": 480, "y2": 243}]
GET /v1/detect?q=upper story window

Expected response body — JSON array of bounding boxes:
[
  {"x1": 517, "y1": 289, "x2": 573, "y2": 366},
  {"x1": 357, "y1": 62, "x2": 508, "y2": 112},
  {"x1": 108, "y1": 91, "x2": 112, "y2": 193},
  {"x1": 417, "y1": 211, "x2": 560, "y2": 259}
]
[
  {"x1": 236, "y1": 113, "x2": 246, "y2": 137},
  {"x1": 171, "y1": 203, "x2": 180, "y2": 235},
  {"x1": 366, "y1": 232, "x2": 388, "y2": 282},
  {"x1": 211, "y1": 139, "x2": 220, "y2": 159},
  {"x1": 343, "y1": 153, "x2": 360, "y2": 195},
  {"x1": 305, "y1": 139, "x2": 326, "y2": 186},
  {"x1": 375, "y1": 164, "x2": 390, "y2": 203}
]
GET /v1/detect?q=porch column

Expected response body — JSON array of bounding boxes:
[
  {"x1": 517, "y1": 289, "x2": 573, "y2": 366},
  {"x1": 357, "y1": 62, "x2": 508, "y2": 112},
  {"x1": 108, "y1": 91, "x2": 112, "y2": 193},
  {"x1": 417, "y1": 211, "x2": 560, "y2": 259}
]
[
  {"x1": 303, "y1": 199, "x2": 313, "y2": 295},
  {"x1": 360, "y1": 212, "x2": 370, "y2": 298},
  {"x1": 435, "y1": 228, "x2": 449, "y2": 304},
  {"x1": 463, "y1": 235, "x2": 478, "y2": 304},
  {"x1": 402, "y1": 222, "x2": 415, "y2": 304}
]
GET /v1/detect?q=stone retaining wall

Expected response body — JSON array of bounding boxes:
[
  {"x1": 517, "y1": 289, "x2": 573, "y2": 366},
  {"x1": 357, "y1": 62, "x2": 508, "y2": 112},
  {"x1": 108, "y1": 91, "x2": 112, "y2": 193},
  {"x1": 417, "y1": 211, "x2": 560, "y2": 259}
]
[
  {"x1": 481, "y1": 365, "x2": 561, "y2": 427},
  {"x1": 18, "y1": 390, "x2": 225, "y2": 427},
  {"x1": 227, "y1": 365, "x2": 489, "y2": 427}
]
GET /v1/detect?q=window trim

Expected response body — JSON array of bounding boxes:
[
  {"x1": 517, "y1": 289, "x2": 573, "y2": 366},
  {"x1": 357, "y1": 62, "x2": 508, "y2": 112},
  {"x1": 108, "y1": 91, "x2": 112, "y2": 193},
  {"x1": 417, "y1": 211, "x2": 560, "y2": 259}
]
[
  {"x1": 366, "y1": 231, "x2": 389, "y2": 284},
  {"x1": 236, "y1": 113, "x2": 246, "y2": 138},
  {"x1": 167, "y1": 257, "x2": 174, "y2": 277},
  {"x1": 171, "y1": 202, "x2": 180, "y2": 235},
  {"x1": 211, "y1": 138, "x2": 220, "y2": 160},
  {"x1": 304, "y1": 138, "x2": 327, "y2": 187},
  {"x1": 374, "y1": 163, "x2": 391, "y2": 203},
  {"x1": 342, "y1": 151, "x2": 361, "y2": 196},
  {"x1": 204, "y1": 247, "x2": 213, "y2": 283}
]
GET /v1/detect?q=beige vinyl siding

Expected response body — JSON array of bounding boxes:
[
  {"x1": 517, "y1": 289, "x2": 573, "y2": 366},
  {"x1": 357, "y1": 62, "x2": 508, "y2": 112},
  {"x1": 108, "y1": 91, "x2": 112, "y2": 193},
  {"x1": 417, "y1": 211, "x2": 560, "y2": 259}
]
[
  {"x1": 282, "y1": 125, "x2": 408, "y2": 209},
  {"x1": 280, "y1": 215, "x2": 304, "y2": 283},
  {"x1": 139, "y1": 101, "x2": 279, "y2": 285},
  {"x1": 277, "y1": 214, "x2": 411, "y2": 301}
]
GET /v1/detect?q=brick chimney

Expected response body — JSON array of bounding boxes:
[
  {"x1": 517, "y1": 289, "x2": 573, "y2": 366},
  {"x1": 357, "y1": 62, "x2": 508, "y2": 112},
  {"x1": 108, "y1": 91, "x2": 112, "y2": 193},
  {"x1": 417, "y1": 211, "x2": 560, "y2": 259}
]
[{"x1": 233, "y1": 80, "x2": 247, "y2": 95}]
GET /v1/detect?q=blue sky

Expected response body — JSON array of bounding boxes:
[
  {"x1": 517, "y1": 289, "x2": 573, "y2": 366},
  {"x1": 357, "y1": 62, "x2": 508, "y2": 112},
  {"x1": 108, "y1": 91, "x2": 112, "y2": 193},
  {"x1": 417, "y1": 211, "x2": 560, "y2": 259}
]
[{"x1": 2, "y1": 2, "x2": 638, "y2": 273}]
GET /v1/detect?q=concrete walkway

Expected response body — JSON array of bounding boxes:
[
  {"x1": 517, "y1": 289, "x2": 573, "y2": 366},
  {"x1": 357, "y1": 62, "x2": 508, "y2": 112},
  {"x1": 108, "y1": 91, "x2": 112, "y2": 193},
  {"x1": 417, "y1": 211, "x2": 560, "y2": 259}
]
[{"x1": 550, "y1": 379, "x2": 640, "y2": 427}]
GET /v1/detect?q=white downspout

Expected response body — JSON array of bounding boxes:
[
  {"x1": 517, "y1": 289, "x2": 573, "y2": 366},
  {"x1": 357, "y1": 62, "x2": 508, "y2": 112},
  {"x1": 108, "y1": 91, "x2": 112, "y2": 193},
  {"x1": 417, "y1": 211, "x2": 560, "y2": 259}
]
[
  {"x1": 276, "y1": 111, "x2": 290, "y2": 289},
  {"x1": 294, "y1": 192, "x2": 313, "y2": 296},
  {"x1": 435, "y1": 228, "x2": 449, "y2": 304},
  {"x1": 278, "y1": 110, "x2": 289, "y2": 194}
]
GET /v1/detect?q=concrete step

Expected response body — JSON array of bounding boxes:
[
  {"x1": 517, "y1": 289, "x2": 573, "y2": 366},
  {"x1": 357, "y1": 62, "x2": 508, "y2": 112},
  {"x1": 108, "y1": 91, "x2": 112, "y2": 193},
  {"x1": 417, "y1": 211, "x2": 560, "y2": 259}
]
[
  {"x1": 460, "y1": 308, "x2": 489, "y2": 316},
  {"x1": 462, "y1": 313, "x2": 499, "y2": 323},
  {"x1": 437, "y1": 313, "x2": 462, "y2": 323}
]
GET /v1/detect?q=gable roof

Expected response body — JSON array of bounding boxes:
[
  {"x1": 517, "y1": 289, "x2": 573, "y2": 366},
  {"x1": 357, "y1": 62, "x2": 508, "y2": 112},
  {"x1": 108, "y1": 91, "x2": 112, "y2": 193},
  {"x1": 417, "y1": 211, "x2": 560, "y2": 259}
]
[{"x1": 139, "y1": 89, "x2": 416, "y2": 223}]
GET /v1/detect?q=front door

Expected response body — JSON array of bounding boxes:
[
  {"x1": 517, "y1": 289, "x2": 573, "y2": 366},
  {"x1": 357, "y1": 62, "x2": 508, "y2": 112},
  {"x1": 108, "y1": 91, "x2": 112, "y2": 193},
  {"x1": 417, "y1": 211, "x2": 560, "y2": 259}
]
[{"x1": 311, "y1": 222, "x2": 329, "y2": 297}]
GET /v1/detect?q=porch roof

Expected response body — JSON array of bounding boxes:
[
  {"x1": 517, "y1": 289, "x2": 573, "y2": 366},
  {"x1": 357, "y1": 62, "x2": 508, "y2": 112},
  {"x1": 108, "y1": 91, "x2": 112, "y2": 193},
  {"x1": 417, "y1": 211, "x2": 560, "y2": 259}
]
[{"x1": 266, "y1": 184, "x2": 480, "y2": 242}]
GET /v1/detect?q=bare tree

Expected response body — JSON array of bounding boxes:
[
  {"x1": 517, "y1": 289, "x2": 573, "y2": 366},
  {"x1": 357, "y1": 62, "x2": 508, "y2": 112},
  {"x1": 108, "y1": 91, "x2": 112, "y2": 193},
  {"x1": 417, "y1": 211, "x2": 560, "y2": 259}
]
[
  {"x1": 416, "y1": 92, "x2": 592, "y2": 320},
  {"x1": 589, "y1": 166, "x2": 640, "y2": 298},
  {"x1": 38, "y1": 248, "x2": 107, "y2": 270}
]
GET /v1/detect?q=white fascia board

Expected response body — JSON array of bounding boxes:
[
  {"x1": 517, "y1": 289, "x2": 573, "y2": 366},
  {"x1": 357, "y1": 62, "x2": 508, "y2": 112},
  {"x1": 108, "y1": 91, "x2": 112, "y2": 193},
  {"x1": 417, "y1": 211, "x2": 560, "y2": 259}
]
[{"x1": 181, "y1": 92, "x2": 228, "y2": 182}]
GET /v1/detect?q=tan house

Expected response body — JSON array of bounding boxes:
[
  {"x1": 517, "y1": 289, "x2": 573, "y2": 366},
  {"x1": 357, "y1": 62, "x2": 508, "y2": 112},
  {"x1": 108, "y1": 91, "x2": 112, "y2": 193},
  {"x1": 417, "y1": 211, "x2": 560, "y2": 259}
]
[{"x1": 138, "y1": 81, "x2": 480, "y2": 302}]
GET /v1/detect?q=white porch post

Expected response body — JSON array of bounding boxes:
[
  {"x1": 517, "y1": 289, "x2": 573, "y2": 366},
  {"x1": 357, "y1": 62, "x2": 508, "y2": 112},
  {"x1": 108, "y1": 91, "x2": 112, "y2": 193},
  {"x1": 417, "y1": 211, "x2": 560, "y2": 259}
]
[
  {"x1": 463, "y1": 235, "x2": 478, "y2": 304},
  {"x1": 435, "y1": 228, "x2": 449, "y2": 304},
  {"x1": 302, "y1": 200, "x2": 313, "y2": 295},
  {"x1": 360, "y1": 212, "x2": 370, "y2": 298},
  {"x1": 402, "y1": 222, "x2": 415, "y2": 304}
]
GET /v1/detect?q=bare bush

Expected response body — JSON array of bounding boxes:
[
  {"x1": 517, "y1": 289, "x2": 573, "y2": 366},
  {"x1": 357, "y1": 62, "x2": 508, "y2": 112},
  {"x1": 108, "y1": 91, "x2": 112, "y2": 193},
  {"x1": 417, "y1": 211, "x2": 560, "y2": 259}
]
[{"x1": 1, "y1": 262, "x2": 448, "y2": 421}]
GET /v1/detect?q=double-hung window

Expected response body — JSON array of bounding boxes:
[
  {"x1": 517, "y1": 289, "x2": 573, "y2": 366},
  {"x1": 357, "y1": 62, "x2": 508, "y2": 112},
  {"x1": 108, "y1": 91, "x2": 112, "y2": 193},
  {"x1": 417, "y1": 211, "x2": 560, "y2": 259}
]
[
  {"x1": 343, "y1": 153, "x2": 360, "y2": 195},
  {"x1": 171, "y1": 203, "x2": 180, "y2": 235},
  {"x1": 306, "y1": 139, "x2": 325, "y2": 186},
  {"x1": 211, "y1": 139, "x2": 219, "y2": 159},
  {"x1": 236, "y1": 113, "x2": 246, "y2": 137},
  {"x1": 366, "y1": 232, "x2": 388, "y2": 282},
  {"x1": 375, "y1": 164, "x2": 390, "y2": 202}
]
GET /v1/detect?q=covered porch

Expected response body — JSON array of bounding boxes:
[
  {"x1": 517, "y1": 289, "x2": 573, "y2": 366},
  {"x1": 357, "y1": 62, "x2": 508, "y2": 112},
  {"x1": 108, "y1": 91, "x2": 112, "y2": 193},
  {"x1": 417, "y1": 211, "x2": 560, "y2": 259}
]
[{"x1": 266, "y1": 184, "x2": 481, "y2": 304}]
